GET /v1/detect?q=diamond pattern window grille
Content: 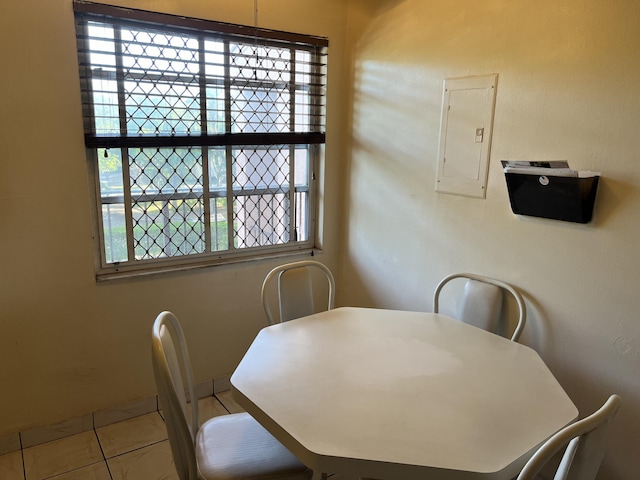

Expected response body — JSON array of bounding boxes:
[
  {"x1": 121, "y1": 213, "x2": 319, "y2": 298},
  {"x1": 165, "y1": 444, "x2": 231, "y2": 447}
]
[
  {"x1": 74, "y1": 1, "x2": 327, "y2": 278},
  {"x1": 232, "y1": 146, "x2": 290, "y2": 248}
]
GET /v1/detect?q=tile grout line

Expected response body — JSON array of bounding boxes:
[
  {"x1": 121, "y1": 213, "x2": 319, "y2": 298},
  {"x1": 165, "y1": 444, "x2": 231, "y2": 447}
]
[
  {"x1": 10, "y1": 377, "x2": 229, "y2": 455},
  {"x1": 93, "y1": 429, "x2": 114, "y2": 480},
  {"x1": 103, "y1": 438, "x2": 169, "y2": 461},
  {"x1": 18, "y1": 432, "x2": 25, "y2": 480},
  {"x1": 11, "y1": 392, "x2": 232, "y2": 480},
  {"x1": 213, "y1": 393, "x2": 232, "y2": 414},
  {"x1": 41, "y1": 460, "x2": 108, "y2": 480}
]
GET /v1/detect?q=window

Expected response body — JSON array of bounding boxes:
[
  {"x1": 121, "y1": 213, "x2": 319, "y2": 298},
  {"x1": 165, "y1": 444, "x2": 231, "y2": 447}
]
[{"x1": 73, "y1": 1, "x2": 327, "y2": 279}]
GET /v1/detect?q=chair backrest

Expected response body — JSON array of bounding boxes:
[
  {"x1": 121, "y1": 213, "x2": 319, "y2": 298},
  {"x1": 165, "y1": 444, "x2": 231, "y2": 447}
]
[
  {"x1": 433, "y1": 273, "x2": 526, "y2": 342},
  {"x1": 261, "y1": 260, "x2": 336, "y2": 325},
  {"x1": 517, "y1": 394, "x2": 622, "y2": 480},
  {"x1": 151, "y1": 311, "x2": 199, "y2": 480}
]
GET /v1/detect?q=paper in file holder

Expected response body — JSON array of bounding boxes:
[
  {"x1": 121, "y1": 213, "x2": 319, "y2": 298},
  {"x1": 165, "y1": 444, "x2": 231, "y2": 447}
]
[{"x1": 502, "y1": 161, "x2": 600, "y2": 224}]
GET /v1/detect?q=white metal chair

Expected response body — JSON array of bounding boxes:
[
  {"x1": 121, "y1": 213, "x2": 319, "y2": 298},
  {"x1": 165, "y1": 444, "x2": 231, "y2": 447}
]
[
  {"x1": 517, "y1": 394, "x2": 622, "y2": 480},
  {"x1": 151, "y1": 311, "x2": 312, "y2": 480},
  {"x1": 261, "y1": 260, "x2": 336, "y2": 325},
  {"x1": 433, "y1": 273, "x2": 526, "y2": 342}
]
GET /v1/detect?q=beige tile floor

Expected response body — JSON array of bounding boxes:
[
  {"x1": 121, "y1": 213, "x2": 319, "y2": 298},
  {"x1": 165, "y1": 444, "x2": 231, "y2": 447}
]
[{"x1": 0, "y1": 391, "x2": 341, "y2": 480}]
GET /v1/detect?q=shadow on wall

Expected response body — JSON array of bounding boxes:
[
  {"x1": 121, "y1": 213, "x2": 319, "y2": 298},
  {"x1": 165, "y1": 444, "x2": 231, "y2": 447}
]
[
  {"x1": 592, "y1": 177, "x2": 634, "y2": 229},
  {"x1": 519, "y1": 284, "x2": 639, "y2": 480},
  {"x1": 361, "y1": 0, "x2": 408, "y2": 17}
]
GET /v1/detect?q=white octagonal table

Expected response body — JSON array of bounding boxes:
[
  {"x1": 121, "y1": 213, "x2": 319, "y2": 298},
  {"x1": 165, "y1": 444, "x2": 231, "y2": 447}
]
[{"x1": 231, "y1": 307, "x2": 577, "y2": 480}]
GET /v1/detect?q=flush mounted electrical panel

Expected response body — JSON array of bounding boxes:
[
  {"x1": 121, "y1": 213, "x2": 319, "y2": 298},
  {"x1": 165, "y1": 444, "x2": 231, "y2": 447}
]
[{"x1": 435, "y1": 74, "x2": 498, "y2": 198}]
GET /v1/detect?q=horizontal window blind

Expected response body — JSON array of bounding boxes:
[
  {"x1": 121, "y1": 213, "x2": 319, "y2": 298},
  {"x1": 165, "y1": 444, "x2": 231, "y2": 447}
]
[{"x1": 74, "y1": 0, "x2": 327, "y2": 148}]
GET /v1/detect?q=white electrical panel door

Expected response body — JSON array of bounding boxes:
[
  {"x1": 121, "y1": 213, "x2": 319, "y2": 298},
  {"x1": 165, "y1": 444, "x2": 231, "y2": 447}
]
[{"x1": 436, "y1": 74, "x2": 497, "y2": 198}]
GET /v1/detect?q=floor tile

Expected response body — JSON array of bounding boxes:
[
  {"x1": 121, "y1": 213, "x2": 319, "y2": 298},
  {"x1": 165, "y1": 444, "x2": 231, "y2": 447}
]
[
  {"x1": 96, "y1": 412, "x2": 167, "y2": 458},
  {"x1": 13, "y1": 390, "x2": 246, "y2": 480},
  {"x1": 0, "y1": 451, "x2": 24, "y2": 480},
  {"x1": 49, "y1": 461, "x2": 111, "y2": 480},
  {"x1": 108, "y1": 440, "x2": 179, "y2": 480},
  {"x1": 23, "y1": 430, "x2": 103, "y2": 480},
  {"x1": 198, "y1": 396, "x2": 230, "y2": 425},
  {"x1": 215, "y1": 391, "x2": 245, "y2": 413}
]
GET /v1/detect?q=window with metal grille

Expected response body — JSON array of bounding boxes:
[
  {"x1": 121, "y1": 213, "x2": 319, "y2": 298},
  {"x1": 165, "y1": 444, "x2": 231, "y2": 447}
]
[{"x1": 73, "y1": 1, "x2": 327, "y2": 279}]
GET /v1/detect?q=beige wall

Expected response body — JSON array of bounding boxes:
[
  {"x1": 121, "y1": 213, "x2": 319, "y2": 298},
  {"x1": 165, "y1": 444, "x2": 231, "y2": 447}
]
[
  {"x1": 0, "y1": 0, "x2": 347, "y2": 433},
  {"x1": 342, "y1": 1, "x2": 640, "y2": 479},
  {"x1": 2, "y1": 0, "x2": 639, "y2": 478}
]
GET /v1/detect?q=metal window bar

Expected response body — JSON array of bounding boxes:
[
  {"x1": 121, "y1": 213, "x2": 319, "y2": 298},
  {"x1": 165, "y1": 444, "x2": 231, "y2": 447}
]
[
  {"x1": 223, "y1": 40, "x2": 235, "y2": 250},
  {"x1": 288, "y1": 49, "x2": 297, "y2": 242},
  {"x1": 198, "y1": 36, "x2": 212, "y2": 254}
]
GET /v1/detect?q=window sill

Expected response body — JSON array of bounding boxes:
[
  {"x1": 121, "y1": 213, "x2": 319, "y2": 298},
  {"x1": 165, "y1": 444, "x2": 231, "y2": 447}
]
[{"x1": 95, "y1": 246, "x2": 321, "y2": 282}]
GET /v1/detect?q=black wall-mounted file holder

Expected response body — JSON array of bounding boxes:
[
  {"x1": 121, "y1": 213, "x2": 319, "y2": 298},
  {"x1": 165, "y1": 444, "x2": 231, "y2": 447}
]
[{"x1": 504, "y1": 173, "x2": 600, "y2": 224}]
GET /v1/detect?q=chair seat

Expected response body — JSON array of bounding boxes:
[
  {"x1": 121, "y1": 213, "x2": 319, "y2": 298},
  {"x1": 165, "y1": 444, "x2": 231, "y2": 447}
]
[{"x1": 196, "y1": 412, "x2": 312, "y2": 480}]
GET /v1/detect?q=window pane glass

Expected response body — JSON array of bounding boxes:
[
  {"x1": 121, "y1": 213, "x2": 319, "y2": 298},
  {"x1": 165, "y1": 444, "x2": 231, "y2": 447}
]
[
  {"x1": 98, "y1": 149, "x2": 127, "y2": 263},
  {"x1": 209, "y1": 146, "x2": 228, "y2": 251},
  {"x1": 206, "y1": 85, "x2": 226, "y2": 134},
  {"x1": 129, "y1": 148, "x2": 202, "y2": 196},
  {"x1": 294, "y1": 147, "x2": 308, "y2": 188},
  {"x1": 229, "y1": 42, "x2": 291, "y2": 134},
  {"x1": 204, "y1": 40, "x2": 225, "y2": 77},
  {"x1": 232, "y1": 146, "x2": 290, "y2": 248},
  {"x1": 102, "y1": 203, "x2": 127, "y2": 263},
  {"x1": 294, "y1": 147, "x2": 309, "y2": 242},
  {"x1": 98, "y1": 148, "x2": 124, "y2": 198},
  {"x1": 230, "y1": 87, "x2": 290, "y2": 133},
  {"x1": 87, "y1": 23, "x2": 119, "y2": 135},
  {"x1": 128, "y1": 148, "x2": 205, "y2": 258},
  {"x1": 294, "y1": 50, "x2": 311, "y2": 132},
  {"x1": 204, "y1": 40, "x2": 226, "y2": 134},
  {"x1": 120, "y1": 28, "x2": 201, "y2": 136},
  {"x1": 133, "y1": 199, "x2": 205, "y2": 259},
  {"x1": 208, "y1": 147, "x2": 227, "y2": 190},
  {"x1": 209, "y1": 198, "x2": 229, "y2": 251},
  {"x1": 295, "y1": 50, "x2": 310, "y2": 84}
]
